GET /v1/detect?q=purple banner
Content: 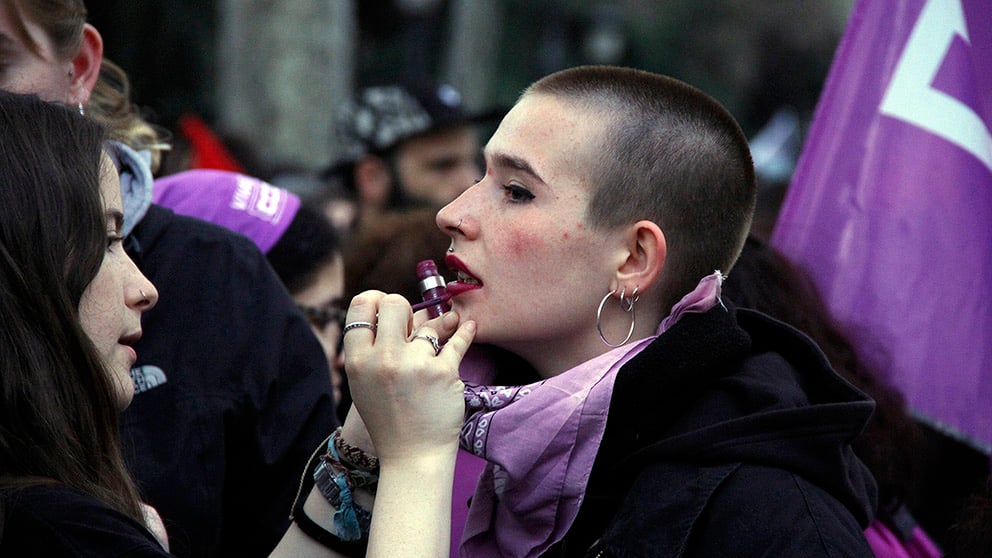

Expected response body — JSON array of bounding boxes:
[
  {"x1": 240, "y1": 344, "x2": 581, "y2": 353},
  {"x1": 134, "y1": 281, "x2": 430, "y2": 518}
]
[{"x1": 772, "y1": 0, "x2": 992, "y2": 450}]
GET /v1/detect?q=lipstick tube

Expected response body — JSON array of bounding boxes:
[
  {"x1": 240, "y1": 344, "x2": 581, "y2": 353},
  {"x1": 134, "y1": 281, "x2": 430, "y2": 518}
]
[{"x1": 415, "y1": 259, "x2": 451, "y2": 318}]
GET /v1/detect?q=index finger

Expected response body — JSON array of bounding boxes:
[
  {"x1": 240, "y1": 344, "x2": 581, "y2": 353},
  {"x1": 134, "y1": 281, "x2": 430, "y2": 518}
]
[
  {"x1": 435, "y1": 319, "x2": 477, "y2": 370},
  {"x1": 341, "y1": 290, "x2": 384, "y2": 357}
]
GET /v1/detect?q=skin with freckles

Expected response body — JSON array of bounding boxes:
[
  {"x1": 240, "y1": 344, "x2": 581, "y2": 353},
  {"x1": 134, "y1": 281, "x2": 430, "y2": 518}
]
[
  {"x1": 437, "y1": 93, "x2": 631, "y2": 378},
  {"x1": 78, "y1": 154, "x2": 158, "y2": 410}
]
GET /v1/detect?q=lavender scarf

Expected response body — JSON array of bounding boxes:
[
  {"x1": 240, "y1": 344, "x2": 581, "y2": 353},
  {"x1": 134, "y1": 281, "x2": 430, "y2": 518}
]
[{"x1": 457, "y1": 272, "x2": 725, "y2": 557}]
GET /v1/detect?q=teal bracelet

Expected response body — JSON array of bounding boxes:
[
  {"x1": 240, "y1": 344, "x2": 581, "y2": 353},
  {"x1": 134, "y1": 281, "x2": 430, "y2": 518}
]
[{"x1": 313, "y1": 455, "x2": 372, "y2": 541}]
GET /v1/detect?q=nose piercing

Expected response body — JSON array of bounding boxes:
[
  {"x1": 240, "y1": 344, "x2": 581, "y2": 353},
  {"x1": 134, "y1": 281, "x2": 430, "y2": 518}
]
[
  {"x1": 447, "y1": 239, "x2": 455, "y2": 253},
  {"x1": 139, "y1": 289, "x2": 148, "y2": 300},
  {"x1": 456, "y1": 218, "x2": 463, "y2": 230}
]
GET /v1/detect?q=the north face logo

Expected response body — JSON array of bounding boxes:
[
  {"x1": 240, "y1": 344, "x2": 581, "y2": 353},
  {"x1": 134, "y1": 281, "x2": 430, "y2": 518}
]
[{"x1": 130, "y1": 365, "x2": 168, "y2": 394}]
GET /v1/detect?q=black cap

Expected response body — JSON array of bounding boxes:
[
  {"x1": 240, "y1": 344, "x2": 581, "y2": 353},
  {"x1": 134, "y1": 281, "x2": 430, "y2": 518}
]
[{"x1": 333, "y1": 79, "x2": 502, "y2": 164}]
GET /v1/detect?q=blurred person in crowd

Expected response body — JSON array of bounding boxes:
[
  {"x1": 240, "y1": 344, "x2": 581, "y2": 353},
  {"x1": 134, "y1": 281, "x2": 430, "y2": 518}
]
[
  {"x1": 154, "y1": 170, "x2": 347, "y2": 403},
  {"x1": 324, "y1": 79, "x2": 501, "y2": 225},
  {"x1": 0, "y1": 3, "x2": 339, "y2": 556}
]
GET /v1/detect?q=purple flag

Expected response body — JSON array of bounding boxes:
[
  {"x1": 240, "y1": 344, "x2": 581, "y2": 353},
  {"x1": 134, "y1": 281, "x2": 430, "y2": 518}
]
[{"x1": 772, "y1": 0, "x2": 992, "y2": 451}]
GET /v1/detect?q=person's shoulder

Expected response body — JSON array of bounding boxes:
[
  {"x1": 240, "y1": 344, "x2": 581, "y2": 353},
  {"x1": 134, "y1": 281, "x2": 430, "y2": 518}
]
[
  {"x1": 133, "y1": 204, "x2": 276, "y2": 284},
  {"x1": 598, "y1": 462, "x2": 872, "y2": 557},
  {"x1": 139, "y1": 203, "x2": 261, "y2": 253},
  {"x1": 692, "y1": 464, "x2": 874, "y2": 556},
  {"x1": 3, "y1": 485, "x2": 167, "y2": 557}
]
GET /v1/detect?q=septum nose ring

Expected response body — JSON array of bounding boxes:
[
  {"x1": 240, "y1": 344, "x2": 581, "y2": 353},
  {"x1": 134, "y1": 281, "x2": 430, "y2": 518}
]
[{"x1": 449, "y1": 219, "x2": 463, "y2": 253}]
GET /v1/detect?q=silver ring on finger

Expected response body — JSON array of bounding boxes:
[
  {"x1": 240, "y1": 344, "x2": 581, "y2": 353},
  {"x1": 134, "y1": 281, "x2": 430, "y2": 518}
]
[
  {"x1": 343, "y1": 321, "x2": 376, "y2": 335},
  {"x1": 412, "y1": 333, "x2": 441, "y2": 356}
]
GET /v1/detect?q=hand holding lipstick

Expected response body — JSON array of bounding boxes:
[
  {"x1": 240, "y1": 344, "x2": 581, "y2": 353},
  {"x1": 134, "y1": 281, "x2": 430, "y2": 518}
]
[{"x1": 341, "y1": 290, "x2": 476, "y2": 464}]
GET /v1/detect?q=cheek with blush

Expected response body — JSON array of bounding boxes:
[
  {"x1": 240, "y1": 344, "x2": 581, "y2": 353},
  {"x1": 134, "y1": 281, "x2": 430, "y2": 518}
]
[{"x1": 499, "y1": 227, "x2": 545, "y2": 259}]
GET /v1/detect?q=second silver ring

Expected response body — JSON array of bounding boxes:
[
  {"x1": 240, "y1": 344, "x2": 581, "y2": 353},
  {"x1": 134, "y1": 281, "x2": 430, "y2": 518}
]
[
  {"x1": 343, "y1": 321, "x2": 376, "y2": 335},
  {"x1": 412, "y1": 333, "x2": 441, "y2": 356}
]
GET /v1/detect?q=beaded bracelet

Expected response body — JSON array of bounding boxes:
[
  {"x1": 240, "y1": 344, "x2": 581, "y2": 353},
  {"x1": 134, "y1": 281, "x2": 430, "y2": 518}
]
[{"x1": 331, "y1": 427, "x2": 380, "y2": 472}]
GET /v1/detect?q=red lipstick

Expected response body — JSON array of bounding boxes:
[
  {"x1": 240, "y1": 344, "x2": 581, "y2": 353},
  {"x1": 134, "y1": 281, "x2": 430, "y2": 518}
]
[{"x1": 443, "y1": 254, "x2": 483, "y2": 297}]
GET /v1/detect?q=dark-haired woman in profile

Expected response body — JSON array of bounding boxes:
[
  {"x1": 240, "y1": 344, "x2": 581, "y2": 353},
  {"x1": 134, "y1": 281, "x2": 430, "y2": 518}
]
[
  {"x1": 0, "y1": 90, "x2": 461, "y2": 558},
  {"x1": 0, "y1": 89, "x2": 162, "y2": 554}
]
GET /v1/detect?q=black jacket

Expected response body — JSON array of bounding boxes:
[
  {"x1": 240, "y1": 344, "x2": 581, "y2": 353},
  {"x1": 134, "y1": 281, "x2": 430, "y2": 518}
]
[
  {"x1": 552, "y1": 305, "x2": 877, "y2": 557},
  {"x1": 120, "y1": 205, "x2": 338, "y2": 557},
  {"x1": 1, "y1": 485, "x2": 168, "y2": 557}
]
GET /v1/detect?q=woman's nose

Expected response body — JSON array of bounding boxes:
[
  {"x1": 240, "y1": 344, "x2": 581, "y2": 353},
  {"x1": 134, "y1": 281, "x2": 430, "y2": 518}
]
[{"x1": 132, "y1": 278, "x2": 158, "y2": 311}]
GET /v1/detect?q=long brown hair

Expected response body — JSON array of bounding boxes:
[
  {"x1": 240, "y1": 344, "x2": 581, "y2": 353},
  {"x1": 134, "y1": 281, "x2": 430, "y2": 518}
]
[{"x1": 0, "y1": 90, "x2": 144, "y2": 523}]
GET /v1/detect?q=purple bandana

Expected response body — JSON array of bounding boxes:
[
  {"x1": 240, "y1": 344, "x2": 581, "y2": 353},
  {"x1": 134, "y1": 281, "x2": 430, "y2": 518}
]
[{"x1": 456, "y1": 272, "x2": 724, "y2": 557}]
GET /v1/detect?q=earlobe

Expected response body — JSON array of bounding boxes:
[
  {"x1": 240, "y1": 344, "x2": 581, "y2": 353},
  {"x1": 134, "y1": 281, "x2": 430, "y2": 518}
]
[
  {"x1": 70, "y1": 24, "x2": 104, "y2": 106},
  {"x1": 615, "y1": 220, "x2": 666, "y2": 293}
]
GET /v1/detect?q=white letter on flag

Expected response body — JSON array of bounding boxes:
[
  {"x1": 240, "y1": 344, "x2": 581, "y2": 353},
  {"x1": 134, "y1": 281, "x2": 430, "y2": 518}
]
[{"x1": 879, "y1": 0, "x2": 992, "y2": 172}]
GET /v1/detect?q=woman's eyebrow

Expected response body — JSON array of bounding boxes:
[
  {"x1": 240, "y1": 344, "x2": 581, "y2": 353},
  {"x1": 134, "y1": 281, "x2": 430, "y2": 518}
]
[{"x1": 485, "y1": 150, "x2": 547, "y2": 185}]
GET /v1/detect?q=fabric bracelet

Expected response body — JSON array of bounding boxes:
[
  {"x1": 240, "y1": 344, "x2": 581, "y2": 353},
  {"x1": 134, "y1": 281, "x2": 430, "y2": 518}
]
[
  {"x1": 314, "y1": 451, "x2": 372, "y2": 540},
  {"x1": 291, "y1": 495, "x2": 369, "y2": 555}
]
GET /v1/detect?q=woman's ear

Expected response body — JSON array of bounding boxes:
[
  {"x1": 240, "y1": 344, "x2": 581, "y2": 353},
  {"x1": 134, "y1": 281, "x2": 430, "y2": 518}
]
[
  {"x1": 70, "y1": 24, "x2": 103, "y2": 106},
  {"x1": 615, "y1": 220, "x2": 666, "y2": 293}
]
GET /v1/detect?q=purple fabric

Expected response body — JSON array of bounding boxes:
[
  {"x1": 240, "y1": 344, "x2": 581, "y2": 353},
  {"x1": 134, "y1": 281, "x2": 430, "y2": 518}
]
[
  {"x1": 153, "y1": 170, "x2": 300, "y2": 254},
  {"x1": 455, "y1": 273, "x2": 724, "y2": 557},
  {"x1": 450, "y1": 451, "x2": 486, "y2": 558},
  {"x1": 864, "y1": 519, "x2": 942, "y2": 558},
  {"x1": 772, "y1": 0, "x2": 992, "y2": 451}
]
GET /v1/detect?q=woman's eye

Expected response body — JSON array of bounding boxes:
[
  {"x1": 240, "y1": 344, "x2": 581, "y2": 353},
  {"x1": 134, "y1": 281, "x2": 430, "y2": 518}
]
[{"x1": 502, "y1": 184, "x2": 535, "y2": 203}]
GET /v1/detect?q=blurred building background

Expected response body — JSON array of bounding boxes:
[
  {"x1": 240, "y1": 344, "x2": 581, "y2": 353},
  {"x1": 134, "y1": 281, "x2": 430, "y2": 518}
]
[{"x1": 84, "y1": 0, "x2": 853, "y2": 179}]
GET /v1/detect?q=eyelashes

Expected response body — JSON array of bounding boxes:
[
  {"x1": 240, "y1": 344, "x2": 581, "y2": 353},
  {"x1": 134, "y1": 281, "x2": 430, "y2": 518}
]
[{"x1": 502, "y1": 184, "x2": 535, "y2": 202}]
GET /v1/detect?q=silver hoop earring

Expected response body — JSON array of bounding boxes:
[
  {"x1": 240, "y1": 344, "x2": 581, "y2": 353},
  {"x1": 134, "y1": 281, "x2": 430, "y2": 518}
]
[
  {"x1": 596, "y1": 286, "x2": 639, "y2": 347},
  {"x1": 77, "y1": 102, "x2": 85, "y2": 116}
]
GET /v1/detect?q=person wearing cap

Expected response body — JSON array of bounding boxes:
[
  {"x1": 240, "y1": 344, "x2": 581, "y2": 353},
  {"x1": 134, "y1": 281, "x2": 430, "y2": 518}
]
[
  {"x1": 328, "y1": 80, "x2": 501, "y2": 224},
  {"x1": 154, "y1": 170, "x2": 348, "y2": 404}
]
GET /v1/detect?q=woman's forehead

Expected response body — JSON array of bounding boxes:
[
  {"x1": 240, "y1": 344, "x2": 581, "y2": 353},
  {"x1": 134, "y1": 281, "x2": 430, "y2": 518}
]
[{"x1": 485, "y1": 95, "x2": 602, "y2": 186}]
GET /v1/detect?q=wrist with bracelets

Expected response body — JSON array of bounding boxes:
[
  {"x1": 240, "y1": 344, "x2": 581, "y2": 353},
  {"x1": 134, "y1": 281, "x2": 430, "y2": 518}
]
[
  {"x1": 313, "y1": 455, "x2": 372, "y2": 540},
  {"x1": 308, "y1": 427, "x2": 381, "y2": 541},
  {"x1": 331, "y1": 427, "x2": 379, "y2": 492}
]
